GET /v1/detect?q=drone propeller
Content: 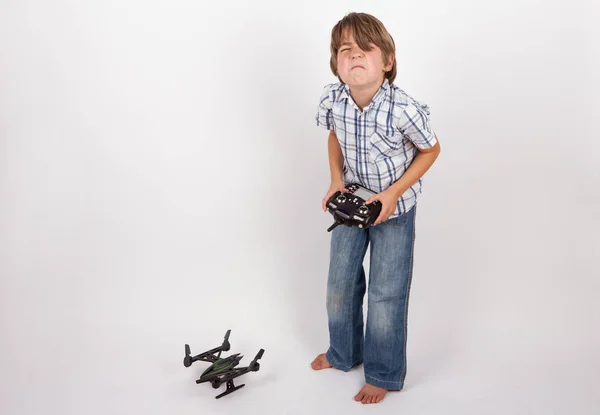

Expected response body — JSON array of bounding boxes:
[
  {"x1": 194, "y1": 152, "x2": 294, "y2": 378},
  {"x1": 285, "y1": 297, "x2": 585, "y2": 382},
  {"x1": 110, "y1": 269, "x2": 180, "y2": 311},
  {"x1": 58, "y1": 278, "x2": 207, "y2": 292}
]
[
  {"x1": 222, "y1": 329, "x2": 231, "y2": 352},
  {"x1": 248, "y1": 349, "x2": 265, "y2": 372},
  {"x1": 184, "y1": 344, "x2": 192, "y2": 367}
]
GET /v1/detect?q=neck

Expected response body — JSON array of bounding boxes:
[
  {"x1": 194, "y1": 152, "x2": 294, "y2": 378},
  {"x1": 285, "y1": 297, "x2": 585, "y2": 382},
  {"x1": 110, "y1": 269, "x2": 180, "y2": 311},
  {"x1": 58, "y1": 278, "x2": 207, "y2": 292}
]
[{"x1": 349, "y1": 79, "x2": 385, "y2": 110}]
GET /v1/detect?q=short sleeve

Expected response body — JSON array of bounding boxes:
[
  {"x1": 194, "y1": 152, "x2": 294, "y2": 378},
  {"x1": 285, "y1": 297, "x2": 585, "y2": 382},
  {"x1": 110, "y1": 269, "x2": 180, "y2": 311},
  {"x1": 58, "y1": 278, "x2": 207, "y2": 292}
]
[
  {"x1": 396, "y1": 102, "x2": 437, "y2": 150},
  {"x1": 315, "y1": 84, "x2": 335, "y2": 130}
]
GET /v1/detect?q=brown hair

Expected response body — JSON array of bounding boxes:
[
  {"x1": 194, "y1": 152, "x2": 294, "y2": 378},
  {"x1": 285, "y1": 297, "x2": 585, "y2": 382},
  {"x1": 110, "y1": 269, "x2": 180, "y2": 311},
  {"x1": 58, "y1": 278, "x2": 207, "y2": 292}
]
[{"x1": 329, "y1": 13, "x2": 397, "y2": 84}]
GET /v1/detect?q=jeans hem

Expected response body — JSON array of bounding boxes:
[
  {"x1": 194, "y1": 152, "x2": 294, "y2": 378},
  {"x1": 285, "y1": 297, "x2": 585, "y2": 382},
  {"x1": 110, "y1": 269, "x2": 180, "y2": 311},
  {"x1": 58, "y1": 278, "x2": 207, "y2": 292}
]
[
  {"x1": 364, "y1": 374, "x2": 403, "y2": 391},
  {"x1": 326, "y1": 350, "x2": 363, "y2": 372}
]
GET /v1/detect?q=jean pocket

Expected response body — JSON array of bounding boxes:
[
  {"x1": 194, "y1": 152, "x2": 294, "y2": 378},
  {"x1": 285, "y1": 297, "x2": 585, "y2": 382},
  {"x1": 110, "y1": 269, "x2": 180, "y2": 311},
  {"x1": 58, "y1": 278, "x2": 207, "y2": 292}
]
[{"x1": 389, "y1": 210, "x2": 409, "y2": 226}]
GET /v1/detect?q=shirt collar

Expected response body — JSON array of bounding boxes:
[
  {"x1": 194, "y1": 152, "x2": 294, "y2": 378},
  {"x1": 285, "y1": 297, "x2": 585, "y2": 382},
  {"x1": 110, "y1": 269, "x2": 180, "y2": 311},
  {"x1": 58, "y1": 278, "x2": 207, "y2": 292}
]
[{"x1": 339, "y1": 79, "x2": 390, "y2": 109}]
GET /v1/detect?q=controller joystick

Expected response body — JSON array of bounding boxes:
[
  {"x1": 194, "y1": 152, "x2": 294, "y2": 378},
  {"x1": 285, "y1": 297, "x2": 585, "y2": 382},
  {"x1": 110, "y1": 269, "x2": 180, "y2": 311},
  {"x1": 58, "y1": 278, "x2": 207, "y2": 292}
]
[{"x1": 325, "y1": 183, "x2": 382, "y2": 232}]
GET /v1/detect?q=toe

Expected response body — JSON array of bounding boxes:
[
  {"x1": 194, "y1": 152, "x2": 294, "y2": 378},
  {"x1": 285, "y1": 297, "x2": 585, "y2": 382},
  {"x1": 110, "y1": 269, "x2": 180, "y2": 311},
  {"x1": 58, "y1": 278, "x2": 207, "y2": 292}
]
[{"x1": 311, "y1": 354, "x2": 324, "y2": 370}]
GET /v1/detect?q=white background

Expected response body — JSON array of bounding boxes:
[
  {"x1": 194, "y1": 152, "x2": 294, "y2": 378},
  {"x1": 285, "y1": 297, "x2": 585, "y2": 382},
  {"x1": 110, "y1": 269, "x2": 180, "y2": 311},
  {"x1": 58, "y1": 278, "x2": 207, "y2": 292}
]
[{"x1": 1, "y1": 0, "x2": 599, "y2": 414}]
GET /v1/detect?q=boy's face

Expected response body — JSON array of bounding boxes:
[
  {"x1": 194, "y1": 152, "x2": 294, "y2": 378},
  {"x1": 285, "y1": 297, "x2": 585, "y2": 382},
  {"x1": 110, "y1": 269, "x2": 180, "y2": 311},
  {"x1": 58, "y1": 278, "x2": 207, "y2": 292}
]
[{"x1": 336, "y1": 30, "x2": 393, "y2": 91}]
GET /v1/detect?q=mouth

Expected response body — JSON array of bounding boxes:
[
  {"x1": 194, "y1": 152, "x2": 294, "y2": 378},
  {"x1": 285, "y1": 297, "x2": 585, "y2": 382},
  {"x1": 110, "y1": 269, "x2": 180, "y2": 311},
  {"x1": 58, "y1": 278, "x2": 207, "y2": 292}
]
[{"x1": 351, "y1": 65, "x2": 365, "y2": 70}]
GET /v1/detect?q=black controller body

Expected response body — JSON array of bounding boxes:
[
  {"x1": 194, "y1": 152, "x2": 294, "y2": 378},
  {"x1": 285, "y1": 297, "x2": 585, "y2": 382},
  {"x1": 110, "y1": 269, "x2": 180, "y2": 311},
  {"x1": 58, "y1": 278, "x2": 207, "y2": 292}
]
[{"x1": 325, "y1": 183, "x2": 382, "y2": 231}]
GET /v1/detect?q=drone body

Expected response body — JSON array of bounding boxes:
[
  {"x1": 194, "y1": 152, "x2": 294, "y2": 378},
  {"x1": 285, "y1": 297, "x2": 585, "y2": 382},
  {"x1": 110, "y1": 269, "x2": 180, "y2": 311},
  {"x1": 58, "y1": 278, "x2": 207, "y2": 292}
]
[{"x1": 183, "y1": 329, "x2": 264, "y2": 399}]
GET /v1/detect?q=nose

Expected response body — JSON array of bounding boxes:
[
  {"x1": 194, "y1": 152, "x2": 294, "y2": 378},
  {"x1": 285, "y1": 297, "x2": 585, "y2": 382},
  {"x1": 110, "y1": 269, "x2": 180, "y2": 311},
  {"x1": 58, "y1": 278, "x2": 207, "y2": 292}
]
[{"x1": 351, "y1": 46, "x2": 364, "y2": 58}]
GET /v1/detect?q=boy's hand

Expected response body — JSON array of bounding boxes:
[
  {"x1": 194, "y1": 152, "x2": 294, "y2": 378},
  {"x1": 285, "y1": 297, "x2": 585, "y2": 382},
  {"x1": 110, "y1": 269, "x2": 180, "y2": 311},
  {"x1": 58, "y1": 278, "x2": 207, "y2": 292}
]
[
  {"x1": 322, "y1": 181, "x2": 348, "y2": 212},
  {"x1": 366, "y1": 189, "x2": 400, "y2": 225}
]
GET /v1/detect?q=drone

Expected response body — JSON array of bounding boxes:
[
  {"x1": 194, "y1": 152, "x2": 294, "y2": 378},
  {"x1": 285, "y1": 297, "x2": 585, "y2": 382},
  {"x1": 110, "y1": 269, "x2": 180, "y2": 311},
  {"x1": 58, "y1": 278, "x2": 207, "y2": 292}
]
[{"x1": 183, "y1": 329, "x2": 265, "y2": 399}]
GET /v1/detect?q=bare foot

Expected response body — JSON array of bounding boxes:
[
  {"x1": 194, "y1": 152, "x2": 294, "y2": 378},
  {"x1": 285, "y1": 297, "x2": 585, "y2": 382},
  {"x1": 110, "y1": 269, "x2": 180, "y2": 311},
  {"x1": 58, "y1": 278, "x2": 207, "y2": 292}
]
[
  {"x1": 354, "y1": 384, "x2": 388, "y2": 404},
  {"x1": 311, "y1": 353, "x2": 333, "y2": 370}
]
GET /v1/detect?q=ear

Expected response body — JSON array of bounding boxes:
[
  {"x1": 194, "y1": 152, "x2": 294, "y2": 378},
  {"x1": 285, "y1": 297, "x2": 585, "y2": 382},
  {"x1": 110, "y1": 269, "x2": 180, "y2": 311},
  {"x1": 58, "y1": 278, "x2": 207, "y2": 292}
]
[{"x1": 384, "y1": 54, "x2": 394, "y2": 72}]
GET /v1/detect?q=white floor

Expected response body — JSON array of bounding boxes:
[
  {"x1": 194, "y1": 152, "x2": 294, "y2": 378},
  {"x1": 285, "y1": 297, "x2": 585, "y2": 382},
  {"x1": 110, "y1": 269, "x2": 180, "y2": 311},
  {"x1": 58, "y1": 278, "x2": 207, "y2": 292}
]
[{"x1": 2, "y1": 290, "x2": 599, "y2": 415}]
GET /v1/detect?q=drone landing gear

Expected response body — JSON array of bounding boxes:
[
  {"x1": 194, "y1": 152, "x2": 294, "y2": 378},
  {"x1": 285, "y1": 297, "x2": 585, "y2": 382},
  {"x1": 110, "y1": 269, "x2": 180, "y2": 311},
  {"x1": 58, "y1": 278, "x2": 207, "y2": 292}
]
[{"x1": 215, "y1": 380, "x2": 245, "y2": 399}]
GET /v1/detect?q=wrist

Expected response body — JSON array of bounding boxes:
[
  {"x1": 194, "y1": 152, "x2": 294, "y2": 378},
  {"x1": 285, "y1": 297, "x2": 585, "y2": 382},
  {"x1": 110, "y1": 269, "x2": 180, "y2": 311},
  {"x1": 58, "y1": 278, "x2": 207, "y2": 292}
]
[
  {"x1": 330, "y1": 175, "x2": 344, "y2": 186},
  {"x1": 387, "y1": 183, "x2": 406, "y2": 199}
]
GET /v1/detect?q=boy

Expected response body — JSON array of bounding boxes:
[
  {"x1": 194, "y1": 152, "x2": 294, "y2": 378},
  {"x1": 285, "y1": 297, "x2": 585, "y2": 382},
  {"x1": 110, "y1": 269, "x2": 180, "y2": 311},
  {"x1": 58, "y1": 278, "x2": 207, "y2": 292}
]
[{"x1": 311, "y1": 12, "x2": 441, "y2": 404}]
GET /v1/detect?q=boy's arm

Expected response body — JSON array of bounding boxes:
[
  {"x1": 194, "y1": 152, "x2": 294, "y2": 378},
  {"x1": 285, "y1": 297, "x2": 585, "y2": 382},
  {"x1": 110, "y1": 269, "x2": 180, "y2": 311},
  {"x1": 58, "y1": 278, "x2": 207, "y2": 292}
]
[
  {"x1": 327, "y1": 130, "x2": 344, "y2": 184},
  {"x1": 388, "y1": 139, "x2": 440, "y2": 199},
  {"x1": 321, "y1": 130, "x2": 348, "y2": 211},
  {"x1": 366, "y1": 137, "x2": 441, "y2": 224}
]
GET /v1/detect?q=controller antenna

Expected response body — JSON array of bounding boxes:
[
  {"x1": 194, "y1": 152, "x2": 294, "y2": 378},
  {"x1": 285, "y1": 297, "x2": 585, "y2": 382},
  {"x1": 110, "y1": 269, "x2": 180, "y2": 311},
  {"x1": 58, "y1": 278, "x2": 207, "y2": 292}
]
[{"x1": 327, "y1": 218, "x2": 343, "y2": 232}]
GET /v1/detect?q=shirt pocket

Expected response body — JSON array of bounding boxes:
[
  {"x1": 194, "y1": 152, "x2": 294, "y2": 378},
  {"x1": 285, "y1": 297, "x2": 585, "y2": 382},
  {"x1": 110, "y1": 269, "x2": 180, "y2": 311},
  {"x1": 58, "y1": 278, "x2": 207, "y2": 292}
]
[{"x1": 368, "y1": 131, "x2": 404, "y2": 163}]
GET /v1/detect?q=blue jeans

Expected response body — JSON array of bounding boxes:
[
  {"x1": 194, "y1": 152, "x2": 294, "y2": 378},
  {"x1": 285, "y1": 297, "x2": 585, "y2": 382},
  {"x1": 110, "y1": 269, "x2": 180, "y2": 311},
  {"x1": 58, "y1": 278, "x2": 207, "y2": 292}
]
[{"x1": 325, "y1": 205, "x2": 416, "y2": 390}]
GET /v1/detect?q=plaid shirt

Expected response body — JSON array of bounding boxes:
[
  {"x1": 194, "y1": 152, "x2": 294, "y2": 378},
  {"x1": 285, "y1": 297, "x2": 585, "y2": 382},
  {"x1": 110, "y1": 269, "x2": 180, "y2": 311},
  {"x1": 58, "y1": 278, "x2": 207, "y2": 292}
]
[{"x1": 315, "y1": 79, "x2": 437, "y2": 218}]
